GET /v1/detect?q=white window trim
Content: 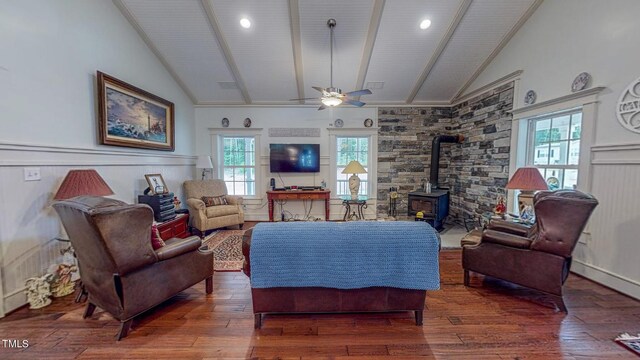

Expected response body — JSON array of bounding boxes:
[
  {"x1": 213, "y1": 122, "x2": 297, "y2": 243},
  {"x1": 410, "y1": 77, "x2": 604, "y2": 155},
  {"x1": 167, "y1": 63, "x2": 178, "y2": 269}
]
[
  {"x1": 328, "y1": 128, "x2": 378, "y2": 200},
  {"x1": 209, "y1": 128, "x2": 262, "y2": 199},
  {"x1": 510, "y1": 87, "x2": 605, "y2": 241},
  {"x1": 525, "y1": 108, "x2": 582, "y2": 182}
]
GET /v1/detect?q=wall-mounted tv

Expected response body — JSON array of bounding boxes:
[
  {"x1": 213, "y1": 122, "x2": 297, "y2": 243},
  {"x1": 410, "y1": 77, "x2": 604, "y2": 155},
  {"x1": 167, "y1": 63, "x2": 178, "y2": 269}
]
[{"x1": 270, "y1": 144, "x2": 320, "y2": 173}]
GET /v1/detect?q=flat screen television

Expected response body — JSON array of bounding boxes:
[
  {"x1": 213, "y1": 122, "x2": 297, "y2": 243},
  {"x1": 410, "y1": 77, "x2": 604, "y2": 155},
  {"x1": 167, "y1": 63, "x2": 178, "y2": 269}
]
[{"x1": 270, "y1": 144, "x2": 320, "y2": 173}]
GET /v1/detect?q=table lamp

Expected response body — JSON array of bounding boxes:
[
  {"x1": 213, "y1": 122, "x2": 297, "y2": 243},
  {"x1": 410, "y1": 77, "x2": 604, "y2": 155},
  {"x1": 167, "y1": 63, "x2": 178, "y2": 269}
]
[
  {"x1": 505, "y1": 167, "x2": 548, "y2": 214},
  {"x1": 196, "y1": 155, "x2": 214, "y2": 180},
  {"x1": 341, "y1": 160, "x2": 367, "y2": 200},
  {"x1": 54, "y1": 169, "x2": 114, "y2": 200}
]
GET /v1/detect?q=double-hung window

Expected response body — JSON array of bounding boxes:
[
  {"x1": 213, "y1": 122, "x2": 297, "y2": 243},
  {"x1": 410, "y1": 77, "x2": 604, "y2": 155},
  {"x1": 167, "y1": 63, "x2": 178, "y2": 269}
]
[
  {"x1": 336, "y1": 136, "x2": 369, "y2": 197},
  {"x1": 527, "y1": 109, "x2": 582, "y2": 190},
  {"x1": 221, "y1": 136, "x2": 256, "y2": 196}
]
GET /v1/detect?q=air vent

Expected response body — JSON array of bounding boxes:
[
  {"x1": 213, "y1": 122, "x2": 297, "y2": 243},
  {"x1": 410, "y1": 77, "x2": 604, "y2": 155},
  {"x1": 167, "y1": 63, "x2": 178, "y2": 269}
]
[
  {"x1": 366, "y1": 81, "x2": 384, "y2": 89},
  {"x1": 218, "y1": 81, "x2": 238, "y2": 90}
]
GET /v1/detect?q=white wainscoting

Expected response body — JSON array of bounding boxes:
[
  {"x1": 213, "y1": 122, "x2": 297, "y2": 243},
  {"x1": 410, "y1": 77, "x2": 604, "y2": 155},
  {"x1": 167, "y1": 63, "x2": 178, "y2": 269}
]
[
  {"x1": 572, "y1": 143, "x2": 640, "y2": 300},
  {"x1": 0, "y1": 142, "x2": 196, "y2": 316}
]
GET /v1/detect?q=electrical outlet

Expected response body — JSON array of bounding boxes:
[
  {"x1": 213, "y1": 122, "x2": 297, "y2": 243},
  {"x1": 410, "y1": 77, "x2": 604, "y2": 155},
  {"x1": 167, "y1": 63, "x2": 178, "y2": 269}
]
[{"x1": 24, "y1": 167, "x2": 41, "y2": 181}]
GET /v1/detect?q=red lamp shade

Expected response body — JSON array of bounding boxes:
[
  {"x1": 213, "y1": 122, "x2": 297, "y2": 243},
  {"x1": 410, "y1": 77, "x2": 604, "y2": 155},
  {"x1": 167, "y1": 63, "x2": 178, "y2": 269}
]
[
  {"x1": 505, "y1": 167, "x2": 548, "y2": 191},
  {"x1": 54, "y1": 170, "x2": 114, "y2": 200}
]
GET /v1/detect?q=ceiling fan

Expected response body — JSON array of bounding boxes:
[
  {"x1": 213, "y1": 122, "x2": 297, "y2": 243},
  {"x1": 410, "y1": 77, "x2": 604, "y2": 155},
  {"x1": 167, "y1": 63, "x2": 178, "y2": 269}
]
[{"x1": 290, "y1": 19, "x2": 372, "y2": 110}]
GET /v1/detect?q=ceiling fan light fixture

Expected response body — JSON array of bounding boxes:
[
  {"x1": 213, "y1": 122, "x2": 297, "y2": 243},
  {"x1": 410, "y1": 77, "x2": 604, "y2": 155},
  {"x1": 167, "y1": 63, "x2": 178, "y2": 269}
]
[
  {"x1": 321, "y1": 97, "x2": 342, "y2": 107},
  {"x1": 302, "y1": 19, "x2": 371, "y2": 110}
]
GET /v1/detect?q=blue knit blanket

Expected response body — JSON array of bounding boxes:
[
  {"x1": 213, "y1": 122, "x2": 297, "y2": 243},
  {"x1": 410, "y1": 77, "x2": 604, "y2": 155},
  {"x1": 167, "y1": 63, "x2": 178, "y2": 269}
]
[{"x1": 249, "y1": 221, "x2": 440, "y2": 290}]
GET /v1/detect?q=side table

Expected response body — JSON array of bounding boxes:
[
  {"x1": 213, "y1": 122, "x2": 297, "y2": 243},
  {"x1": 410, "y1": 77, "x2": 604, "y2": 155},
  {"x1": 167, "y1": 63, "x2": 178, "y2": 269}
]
[
  {"x1": 155, "y1": 213, "x2": 190, "y2": 239},
  {"x1": 341, "y1": 196, "x2": 368, "y2": 221}
]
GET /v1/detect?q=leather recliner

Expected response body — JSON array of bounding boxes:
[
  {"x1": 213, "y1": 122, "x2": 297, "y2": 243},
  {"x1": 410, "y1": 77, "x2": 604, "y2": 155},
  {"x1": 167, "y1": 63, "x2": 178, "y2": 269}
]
[
  {"x1": 53, "y1": 196, "x2": 214, "y2": 340},
  {"x1": 462, "y1": 190, "x2": 598, "y2": 311},
  {"x1": 184, "y1": 180, "x2": 244, "y2": 236}
]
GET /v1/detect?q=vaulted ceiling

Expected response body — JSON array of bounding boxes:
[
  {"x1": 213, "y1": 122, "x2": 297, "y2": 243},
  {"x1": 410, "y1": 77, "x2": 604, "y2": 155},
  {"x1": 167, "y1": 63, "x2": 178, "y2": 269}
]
[{"x1": 115, "y1": 0, "x2": 540, "y2": 106}]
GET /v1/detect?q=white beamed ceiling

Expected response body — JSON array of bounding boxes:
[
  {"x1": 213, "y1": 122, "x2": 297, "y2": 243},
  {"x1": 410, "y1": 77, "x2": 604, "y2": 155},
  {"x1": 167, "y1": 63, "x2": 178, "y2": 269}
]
[{"x1": 118, "y1": 0, "x2": 538, "y2": 105}]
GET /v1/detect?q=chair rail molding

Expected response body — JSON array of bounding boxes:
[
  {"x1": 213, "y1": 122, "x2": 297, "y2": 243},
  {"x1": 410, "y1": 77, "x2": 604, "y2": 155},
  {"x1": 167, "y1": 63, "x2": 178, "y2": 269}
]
[{"x1": 0, "y1": 141, "x2": 196, "y2": 167}]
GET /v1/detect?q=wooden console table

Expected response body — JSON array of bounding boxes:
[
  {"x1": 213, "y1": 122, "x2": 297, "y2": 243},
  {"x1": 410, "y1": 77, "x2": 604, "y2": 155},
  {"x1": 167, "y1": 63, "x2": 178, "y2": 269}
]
[{"x1": 267, "y1": 190, "x2": 331, "y2": 221}]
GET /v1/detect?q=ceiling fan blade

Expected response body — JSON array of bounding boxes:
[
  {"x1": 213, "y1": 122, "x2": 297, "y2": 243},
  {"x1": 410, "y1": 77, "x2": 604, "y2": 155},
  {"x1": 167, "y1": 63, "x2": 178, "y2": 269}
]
[
  {"x1": 311, "y1": 86, "x2": 325, "y2": 93},
  {"x1": 345, "y1": 99, "x2": 365, "y2": 107},
  {"x1": 344, "y1": 89, "x2": 372, "y2": 97},
  {"x1": 289, "y1": 97, "x2": 319, "y2": 101},
  {"x1": 318, "y1": 104, "x2": 326, "y2": 111}
]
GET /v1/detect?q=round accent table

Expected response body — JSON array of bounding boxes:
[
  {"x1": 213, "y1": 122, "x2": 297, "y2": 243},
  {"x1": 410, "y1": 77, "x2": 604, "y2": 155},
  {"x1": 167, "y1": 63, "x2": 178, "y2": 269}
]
[{"x1": 341, "y1": 196, "x2": 368, "y2": 221}]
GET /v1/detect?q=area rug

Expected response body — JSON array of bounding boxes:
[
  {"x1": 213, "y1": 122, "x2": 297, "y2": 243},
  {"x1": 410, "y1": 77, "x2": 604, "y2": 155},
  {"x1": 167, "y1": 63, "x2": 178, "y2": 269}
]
[{"x1": 203, "y1": 230, "x2": 244, "y2": 271}]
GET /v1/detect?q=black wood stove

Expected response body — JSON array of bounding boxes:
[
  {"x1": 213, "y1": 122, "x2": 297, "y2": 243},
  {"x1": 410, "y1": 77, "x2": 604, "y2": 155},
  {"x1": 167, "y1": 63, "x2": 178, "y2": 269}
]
[
  {"x1": 408, "y1": 190, "x2": 449, "y2": 231},
  {"x1": 407, "y1": 134, "x2": 463, "y2": 231}
]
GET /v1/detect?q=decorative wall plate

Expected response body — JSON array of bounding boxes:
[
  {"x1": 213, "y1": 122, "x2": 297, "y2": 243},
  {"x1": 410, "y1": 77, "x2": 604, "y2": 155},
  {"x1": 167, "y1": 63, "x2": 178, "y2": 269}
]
[
  {"x1": 524, "y1": 90, "x2": 537, "y2": 105},
  {"x1": 364, "y1": 118, "x2": 373, "y2": 128},
  {"x1": 334, "y1": 118, "x2": 344, "y2": 128},
  {"x1": 571, "y1": 72, "x2": 591, "y2": 92},
  {"x1": 546, "y1": 176, "x2": 560, "y2": 190},
  {"x1": 243, "y1": 118, "x2": 252, "y2": 128},
  {"x1": 221, "y1": 117, "x2": 229, "y2": 127}
]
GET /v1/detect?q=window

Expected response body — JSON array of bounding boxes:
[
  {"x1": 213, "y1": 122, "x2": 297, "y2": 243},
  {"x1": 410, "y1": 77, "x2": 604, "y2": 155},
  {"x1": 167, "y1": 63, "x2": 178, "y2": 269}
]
[
  {"x1": 528, "y1": 109, "x2": 582, "y2": 190},
  {"x1": 222, "y1": 136, "x2": 256, "y2": 196},
  {"x1": 336, "y1": 137, "x2": 369, "y2": 196}
]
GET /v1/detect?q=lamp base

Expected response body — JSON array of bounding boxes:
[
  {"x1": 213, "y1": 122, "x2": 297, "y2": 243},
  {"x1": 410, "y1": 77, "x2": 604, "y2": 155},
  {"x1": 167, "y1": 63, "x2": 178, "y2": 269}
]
[
  {"x1": 517, "y1": 191, "x2": 535, "y2": 215},
  {"x1": 348, "y1": 174, "x2": 361, "y2": 200}
]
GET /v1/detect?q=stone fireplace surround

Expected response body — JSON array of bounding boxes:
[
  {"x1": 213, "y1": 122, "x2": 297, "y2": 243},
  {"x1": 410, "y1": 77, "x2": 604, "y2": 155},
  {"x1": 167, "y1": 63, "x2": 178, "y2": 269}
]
[{"x1": 376, "y1": 82, "x2": 514, "y2": 225}]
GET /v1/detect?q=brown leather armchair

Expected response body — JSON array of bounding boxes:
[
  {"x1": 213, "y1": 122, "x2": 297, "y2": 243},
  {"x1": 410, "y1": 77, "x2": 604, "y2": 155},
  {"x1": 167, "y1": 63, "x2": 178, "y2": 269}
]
[
  {"x1": 53, "y1": 196, "x2": 214, "y2": 340},
  {"x1": 463, "y1": 190, "x2": 598, "y2": 311}
]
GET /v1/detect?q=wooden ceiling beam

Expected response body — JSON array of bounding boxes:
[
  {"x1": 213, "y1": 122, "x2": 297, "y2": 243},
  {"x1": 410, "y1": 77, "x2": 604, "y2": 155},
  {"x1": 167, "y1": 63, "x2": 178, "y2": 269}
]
[
  {"x1": 405, "y1": 0, "x2": 473, "y2": 104},
  {"x1": 113, "y1": 0, "x2": 198, "y2": 104},
  {"x1": 451, "y1": 0, "x2": 543, "y2": 102},
  {"x1": 288, "y1": 0, "x2": 305, "y2": 104},
  {"x1": 200, "y1": 0, "x2": 252, "y2": 104},
  {"x1": 354, "y1": 0, "x2": 385, "y2": 99}
]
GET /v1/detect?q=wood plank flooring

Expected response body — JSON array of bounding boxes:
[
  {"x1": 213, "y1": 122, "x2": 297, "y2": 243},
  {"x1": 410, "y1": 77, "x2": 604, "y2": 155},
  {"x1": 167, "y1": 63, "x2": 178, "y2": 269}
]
[{"x1": 1, "y1": 251, "x2": 639, "y2": 359}]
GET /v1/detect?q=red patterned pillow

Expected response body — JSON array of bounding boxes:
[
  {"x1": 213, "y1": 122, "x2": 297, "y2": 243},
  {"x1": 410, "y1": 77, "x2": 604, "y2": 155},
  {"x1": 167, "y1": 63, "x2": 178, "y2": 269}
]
[
  {"x1": 151, "y1": 224, "x2": 165, "y2": 250},
  {"x1": 202, "y1": 195, "x2": 228, "y2": 207}
]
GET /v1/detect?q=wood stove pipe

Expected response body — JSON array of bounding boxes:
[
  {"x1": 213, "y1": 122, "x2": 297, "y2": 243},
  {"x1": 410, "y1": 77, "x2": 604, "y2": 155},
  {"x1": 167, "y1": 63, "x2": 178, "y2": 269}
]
[{"x1": 430, "y1": 134, "x2": 464, "y2": 189}]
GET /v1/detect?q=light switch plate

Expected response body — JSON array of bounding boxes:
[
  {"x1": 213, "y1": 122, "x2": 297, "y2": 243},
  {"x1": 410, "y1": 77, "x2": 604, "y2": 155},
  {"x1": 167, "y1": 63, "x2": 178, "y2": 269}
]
[{"x1": 24, "y1": 167, "x2": 41, "y2": 181}]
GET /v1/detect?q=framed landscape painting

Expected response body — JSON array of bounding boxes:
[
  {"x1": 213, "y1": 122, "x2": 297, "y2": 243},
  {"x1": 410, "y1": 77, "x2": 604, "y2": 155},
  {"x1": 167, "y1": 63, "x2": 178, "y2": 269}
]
[{"x1": 97, "y1": 71, "x2": 175, "y2": 151}]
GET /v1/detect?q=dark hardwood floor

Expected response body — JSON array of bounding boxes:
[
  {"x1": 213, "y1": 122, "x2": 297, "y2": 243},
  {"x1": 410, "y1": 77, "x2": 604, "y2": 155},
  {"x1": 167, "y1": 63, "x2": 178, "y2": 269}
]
[{"x1": 1, "y1": 250, "x2": 639, "y2": 359}]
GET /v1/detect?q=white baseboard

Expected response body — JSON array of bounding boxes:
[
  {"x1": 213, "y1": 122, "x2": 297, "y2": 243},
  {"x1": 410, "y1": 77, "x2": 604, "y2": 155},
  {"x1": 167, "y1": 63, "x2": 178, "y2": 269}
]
[
  {"x1": 571, "y1": 259, "x2": 640, "y2": 300},
  {"x1": 3, "y1": 290, "x2": 26, "y2": 316}
]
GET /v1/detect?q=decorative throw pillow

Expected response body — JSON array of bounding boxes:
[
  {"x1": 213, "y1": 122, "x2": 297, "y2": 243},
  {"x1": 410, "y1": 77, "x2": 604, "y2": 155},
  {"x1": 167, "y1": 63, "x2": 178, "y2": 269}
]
[
  {"x1": 202, "y1": 195, "x2": 228, "y2": 207},
  {"x1": 150, "y1": 224, "x2": 165, "y2": 250}
]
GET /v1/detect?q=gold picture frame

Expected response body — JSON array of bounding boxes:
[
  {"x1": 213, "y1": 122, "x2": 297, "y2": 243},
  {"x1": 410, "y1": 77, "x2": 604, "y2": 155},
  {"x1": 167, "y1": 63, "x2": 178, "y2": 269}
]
[
  {"x1": 144, "y1": 174, "x2": 169, "y2": 195},
  {"x1": 97, "y1": 71, "x2": 175, "y2": 151}
]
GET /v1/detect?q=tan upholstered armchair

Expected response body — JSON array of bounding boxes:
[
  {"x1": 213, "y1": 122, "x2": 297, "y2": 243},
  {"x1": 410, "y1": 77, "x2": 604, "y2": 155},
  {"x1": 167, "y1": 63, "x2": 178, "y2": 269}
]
[
  {"x1": 463, "y1": 190, "x2": 598, "y2": 311},
  {"x1": 183, "y1": 180, "x2": 244, "y2": 236},
  {"x1": 53, "y1": 196, "x2": 213, "y2": 340}
]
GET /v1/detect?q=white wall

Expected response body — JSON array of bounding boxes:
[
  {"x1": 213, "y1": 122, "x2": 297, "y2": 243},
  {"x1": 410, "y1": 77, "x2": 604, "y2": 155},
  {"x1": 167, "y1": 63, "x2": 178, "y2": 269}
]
[
  {"x1": 195, "y1": 106, "x2": 378, "y2": 221},
  {"x1": 466, "y1": 0, "x2": 640, "y2": 298},
  {"x1": 0, "y1": 0, "x2": 196, "y2": 315}
]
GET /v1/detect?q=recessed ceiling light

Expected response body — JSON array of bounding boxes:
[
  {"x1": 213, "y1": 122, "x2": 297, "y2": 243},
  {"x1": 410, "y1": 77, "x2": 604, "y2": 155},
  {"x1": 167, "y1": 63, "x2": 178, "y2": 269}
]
[
  {"x1": 240, "y1": 18, "x2": 251, "y2": 29},
  {"x1": 420, "y1": 19, "x2": 431, "y2": 30}
]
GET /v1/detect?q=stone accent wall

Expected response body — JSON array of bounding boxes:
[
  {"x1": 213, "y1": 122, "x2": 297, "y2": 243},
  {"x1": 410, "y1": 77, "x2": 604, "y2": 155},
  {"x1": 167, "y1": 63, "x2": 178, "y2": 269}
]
[
  {"x1": 376, "y1": 107, "x2": 452, "y2": 219},
  {"x1": 448, "y1": 82, "x2": 514, "y2": 222},
  {"x1": 376, "y1": 82, "x2": 514, "y2": 223}
]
